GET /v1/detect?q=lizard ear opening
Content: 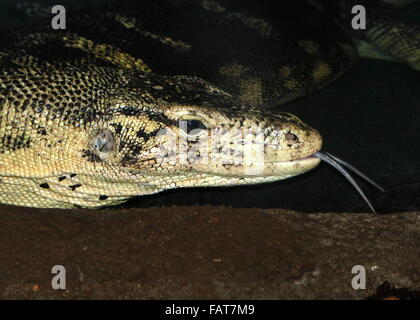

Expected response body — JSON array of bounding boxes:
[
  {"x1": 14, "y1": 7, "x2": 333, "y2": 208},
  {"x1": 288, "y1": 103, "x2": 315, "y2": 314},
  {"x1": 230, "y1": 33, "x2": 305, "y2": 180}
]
[{"x1": 92, "y1": 129, "x2": 115, "y2": 160}]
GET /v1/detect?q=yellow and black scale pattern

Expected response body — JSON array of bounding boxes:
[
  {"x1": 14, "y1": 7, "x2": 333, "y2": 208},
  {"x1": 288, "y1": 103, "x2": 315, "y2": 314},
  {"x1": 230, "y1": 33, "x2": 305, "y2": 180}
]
[{"x1": 0, "y1": 0, "x2": 417, "y2": 208}]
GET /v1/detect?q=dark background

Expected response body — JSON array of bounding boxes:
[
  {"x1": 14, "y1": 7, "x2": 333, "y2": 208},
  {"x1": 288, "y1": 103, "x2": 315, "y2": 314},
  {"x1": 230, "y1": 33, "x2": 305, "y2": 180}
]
[{"x1": 1, "y1": 0, "x2": 418, "y2": 213}]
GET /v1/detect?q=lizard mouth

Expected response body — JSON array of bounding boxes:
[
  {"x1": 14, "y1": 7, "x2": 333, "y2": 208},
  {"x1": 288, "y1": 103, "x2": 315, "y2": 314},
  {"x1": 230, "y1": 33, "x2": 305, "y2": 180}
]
[
  {"x1": 287, "y1": 155, "x2": 318, "y2": 163},
  {"x1": 313, "y1": 152, "x2": 385, "y2": 213},
  {"x1": 268, "y1": 154, "x2": 319, "y2": 165}
]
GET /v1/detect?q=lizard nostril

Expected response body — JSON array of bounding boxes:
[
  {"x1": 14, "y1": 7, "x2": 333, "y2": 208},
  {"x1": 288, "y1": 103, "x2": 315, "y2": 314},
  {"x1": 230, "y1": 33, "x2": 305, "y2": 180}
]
[{"x1": 285, "y1": 132, "x2": 300, "y2": 145}]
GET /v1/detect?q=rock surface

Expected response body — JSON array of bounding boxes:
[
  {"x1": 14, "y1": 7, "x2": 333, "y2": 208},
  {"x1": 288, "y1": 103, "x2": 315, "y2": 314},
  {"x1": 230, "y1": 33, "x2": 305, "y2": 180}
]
[{"x1": 0, "y1": 205, "x2": 418, "y2": 299}]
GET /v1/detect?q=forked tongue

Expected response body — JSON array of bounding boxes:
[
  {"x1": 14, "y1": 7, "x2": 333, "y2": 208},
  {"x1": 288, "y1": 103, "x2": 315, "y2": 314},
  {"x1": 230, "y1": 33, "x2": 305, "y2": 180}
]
[{"x1": 314, "y1": 152, "x2": 386, "y2": 213}]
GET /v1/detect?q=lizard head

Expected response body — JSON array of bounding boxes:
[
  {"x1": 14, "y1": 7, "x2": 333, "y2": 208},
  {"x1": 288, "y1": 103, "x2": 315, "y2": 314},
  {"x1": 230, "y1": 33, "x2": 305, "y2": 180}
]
[
  {"x1": 97, "y1": 71, "x2": 381, "y2": 213},
  {"x1": 84, "y1": 70, "x2": 322, "y2": 199},
  {"x1": 0, "y1": 67, "x2": 322, "y2": 208}
]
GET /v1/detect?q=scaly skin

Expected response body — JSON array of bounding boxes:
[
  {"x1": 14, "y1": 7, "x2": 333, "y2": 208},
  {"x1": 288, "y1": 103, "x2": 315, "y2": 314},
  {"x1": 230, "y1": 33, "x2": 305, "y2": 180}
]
[
  {"x1": 0, "y1": 64, "x2": 322, "y2": 208},
  {"x1": 0, "y1": 0, "x2": 417, "y2": 208}
]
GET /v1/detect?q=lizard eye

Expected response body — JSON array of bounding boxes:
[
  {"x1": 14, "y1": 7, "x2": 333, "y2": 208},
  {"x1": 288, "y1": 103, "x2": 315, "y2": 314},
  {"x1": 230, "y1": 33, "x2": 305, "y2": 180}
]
[
  {"x1": 180, "y1": 119, "x2": 207, "y2": 135},
  {"x1": 285, "y1": 132, "x2": 300, "y2": 146}
]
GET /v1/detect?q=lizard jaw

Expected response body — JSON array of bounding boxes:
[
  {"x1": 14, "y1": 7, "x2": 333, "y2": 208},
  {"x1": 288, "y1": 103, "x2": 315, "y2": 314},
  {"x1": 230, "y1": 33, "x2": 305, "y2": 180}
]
[{"x1": 189, "y1": 152, "x2": 321, "y2": 181}]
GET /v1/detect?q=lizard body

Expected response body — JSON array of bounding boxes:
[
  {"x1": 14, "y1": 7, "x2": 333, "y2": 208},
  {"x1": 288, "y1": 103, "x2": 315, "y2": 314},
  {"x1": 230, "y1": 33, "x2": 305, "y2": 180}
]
[{"x1": 0, "y1": 0, "x2": 418, "y2": 208}]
